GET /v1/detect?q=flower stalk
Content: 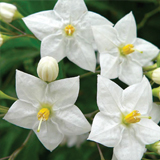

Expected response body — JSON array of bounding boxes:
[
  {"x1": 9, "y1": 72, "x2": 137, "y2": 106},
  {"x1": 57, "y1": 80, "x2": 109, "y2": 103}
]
[
  {"x1": 96, "y1": 143, "x2": 105, "y2": 160},
  {"x1": 8, "y1": 130, "x2": 33, "y2": 160},
  {"x1": 0, "y1": 90, "x2": 17, "y2": 101}
]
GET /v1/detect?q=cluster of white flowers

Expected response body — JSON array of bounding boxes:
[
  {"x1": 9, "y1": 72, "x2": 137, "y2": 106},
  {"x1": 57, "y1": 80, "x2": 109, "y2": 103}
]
[{"x1": 2, "y1": 0, "x2": 160, "y2": 159}]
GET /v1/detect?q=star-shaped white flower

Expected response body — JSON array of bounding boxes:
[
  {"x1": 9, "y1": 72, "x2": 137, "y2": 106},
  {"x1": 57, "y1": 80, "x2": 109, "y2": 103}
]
[
  {"x1": 4, "y1": 70, "x2": 91, "y2": 151},
  {"x1": 88, "y1": 75, "x2": 160, "y2": 160},
  {"x1": 22, "y1": 0, "x2": 112, "y2": 72},
  {"x1": 111, "y1": 102, "x2": 160, "y2": 160},
  {"x1": 92, "y1": 12, "x2": 159, "y2": 85}
]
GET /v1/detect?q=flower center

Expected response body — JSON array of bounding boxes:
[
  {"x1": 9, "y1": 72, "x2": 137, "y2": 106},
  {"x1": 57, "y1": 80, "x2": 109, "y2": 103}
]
[
  {"x1": 124, "y1": 110, "x2": 151, "y2": 124},
  {"x1": 65, "y1": 24, "x2": 75, "y2": 36},
  {"x1": 121, "y1": 44, "x2": 143, "y2": 56},
  {"x1": 37, "y1": 108, "x2": 50, "y2": 132}
]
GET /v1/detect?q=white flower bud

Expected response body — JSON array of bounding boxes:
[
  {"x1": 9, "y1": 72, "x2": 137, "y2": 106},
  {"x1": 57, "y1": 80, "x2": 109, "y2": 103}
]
[
  {"x1": 152, "y1": 68, "x2": 160, "y2": 84},
  {"x1": 37, "y1": 56, "x2": 59, "y2": 82},
  {"x1": 0, "y1": 2, "x2": 17, "y2": 23},
  {"x1": 0, "y1": 33, "x2": 3, "y2": 47}
]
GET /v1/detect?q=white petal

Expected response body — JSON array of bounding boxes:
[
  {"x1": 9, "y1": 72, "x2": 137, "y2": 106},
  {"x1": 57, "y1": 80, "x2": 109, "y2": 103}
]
[
  {"x1": 33, "y1": 120, "x2": 63, "y2": 151},
  {"x1": 66, "y1": 37, "x2": 96, "y2": 72},
  {"x1": 84, "y1": 11, "x2": 113, "y2": 26},
  {"x1": 119, "y1": 58, "x2": 143, "y2": 85},
  {"x1": 100, "y1": 50, "x2": 120, "y2": 79},
  {"x1": 97, "y1": 75, "x2": 123, "y2": 114},
  {"x1": 16, "y1": 70, "x2": 47, "y2": 107},
  {"x1": 92, "y1": 25, "x2": 120, "y2": 53},
  {"x1": 149, "y1": 103, "x2": 160, "y2": 124},
  {"x1": 134, "y1": 119, "x2": 160, "y2": 144},
  {"x1": 111, "y1": 153, "x2": 118, "y2": 160},
  {"x1": 54, "y1": 105, "x2": 91, "y2": 135},
  {"x1": 54, "y1": 0, "x2": 87, "y2": 21},
  {"x1": 47, "y1": 76, "x2": 79, "y2": 110},
  {"x1": 122, "y1": 76, "x2": 152, "y2": 114},
  {"x1": 131, "y1": 38, "x2": 159, "y2": 66},
  {"x1": 23, "y1": 11, "x2": 61, "y2": 40},
  {"x1": 114, "y1": 12, "x2": 137, "y2": 44},
  {"x1": 114, "y1": 129, "x2": 145, "y2": 160},
  {"x1": 76, "y1": 21, "x2": 94, "y2": 44},
  {"x1": 88, "y1": 112, "x2": 124, "y2": 147},
  {"x1": 41, "y1": 34, "x2": 65, "y2": 62},
  {"x1": 3, "y1": 100, "x2": 37, "y2": 129}
]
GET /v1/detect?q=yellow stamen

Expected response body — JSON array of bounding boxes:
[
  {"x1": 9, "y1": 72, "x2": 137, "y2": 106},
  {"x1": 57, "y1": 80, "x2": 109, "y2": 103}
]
[
  {"x1": 122, "y1": 44, "x2": 143, "y2": 55},
  {"x1": 124, "y1": 110, "x2": 151, "y2": 124},
  {"x1": 37, "y1": 108, "x2": 50, "y2": 132},
  {"x1": 65, "y1": 24, "x2": 75, "y2": 36}
]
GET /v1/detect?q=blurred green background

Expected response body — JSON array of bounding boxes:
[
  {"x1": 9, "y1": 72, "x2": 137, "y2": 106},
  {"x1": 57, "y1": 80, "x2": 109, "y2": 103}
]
[{"x1": 0, "y1": 0, "x2": 160, "y2": 160}]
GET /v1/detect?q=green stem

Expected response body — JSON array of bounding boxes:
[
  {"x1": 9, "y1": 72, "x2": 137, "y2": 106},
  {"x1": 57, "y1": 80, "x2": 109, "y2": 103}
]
[
  {"x1": 0, "y1": 105, "x2": 9, "y2": 114},
  {"x1": 144, "y1": 152, "x2": 159, "y2": 155},
  {"x1": 0, "y1": 114, "x2": 5, "y2": 118},
  {"x1": 143, "y1": 63, "x2": 157, "y2": 71},
  {"x1": 84, "y1": 110, "x2": 99, "y2": 118},
  {"x1": 0, "y1": 156, "x2": 10, "y2": 160},
  {"x1": 137, "y1": 6, "x2": 160, "y2": 29},
  {"x1": 7, "y1": 23, "x2": 25, "y2": 34},
  {"x1": 96, "y1": 143, "x2": 105, "y2": 160},
  {"x1": 150, "y1": 80, "x2": 154, "y2": 86},
  {"x1": 8, "y1": 130, "x2": 33, "y2": 160},
  {"x1": 0, "y1": 91, "x2": 17, "y2": 101},
  {"x1": 10, "y1": 34, "x2": 37, "y2": 40},
  {"x1": 80, "y1": 71, "x2": 100, "y2": 79}
]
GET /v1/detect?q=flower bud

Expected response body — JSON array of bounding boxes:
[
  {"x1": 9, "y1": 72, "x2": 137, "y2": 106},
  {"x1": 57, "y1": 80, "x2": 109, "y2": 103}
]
[
  {"x1": 0, "y1": 2, "x2": 23, "y2": 23},
  {"x1": 152, "y1": 87, "x2": 160, "y2": 100},
  {"x1": 152, "y1": 68, "x2": 160, "y2": 84},
  {"x1": 37, "y1": 56, "x2": 59, "y2": 82},
  {"x1": 0, "y1": 33, "x2": 11, "y2": 47},
  {"x1": 146, "y1": 141, "x2": 160, "y2": 155},
  {"x1": 145, "y1": 68, "x2": 160, "y2": 85},
  {"x1": 0, "y1": 33, "x2": 3, "y2": 47}
]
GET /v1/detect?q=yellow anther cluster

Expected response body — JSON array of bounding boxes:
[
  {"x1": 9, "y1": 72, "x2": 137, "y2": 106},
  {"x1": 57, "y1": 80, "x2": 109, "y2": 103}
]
[
  {"x1": 124, "y1": 110, "x2": 141, "y2": 124},
  {"x1": 37, "y1": 108, "x2": 50, "y2": 121},
  {"x1": 122, "y1": 44, "x2": 134, "y2": 55},
  {"x1": 65, "y1": 24, "x2": 75, "y2": 36}
]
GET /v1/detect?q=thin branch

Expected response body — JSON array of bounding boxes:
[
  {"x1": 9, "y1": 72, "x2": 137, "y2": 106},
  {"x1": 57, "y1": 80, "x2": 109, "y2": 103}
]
[
  {"x1": 0, "y1": 156, "x2": 11, "y2": 160},
  {"x1": 8, "y1": 130, "x2": 33, "y2": 160},
  {"x1": 137, "y1": 6, "x2": 160, "y2": 29},
  {"x1": 80, "y1": 71, "x2": 100, "y2": 79},
  {"x1": 9, "y1": 34, "x2": 37, "y2": 40},
  {"x1": 84, "y1": 110, "x2": 99, "y2": 118},
  {"x1": 0, "y1": 114, "x2": 5, "y2": 118},
  {"x1": 7, "y1": 23, "x2": 25, "y2": 34},
  {"x1": 96, "y1": 143, "x2": 105, "y2": 160}
]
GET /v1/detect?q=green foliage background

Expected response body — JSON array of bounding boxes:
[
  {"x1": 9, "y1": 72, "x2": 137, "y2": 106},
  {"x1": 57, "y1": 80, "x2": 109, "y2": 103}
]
[{"x1": 0, "y1": 0, "x2": 160, "y2": 160}]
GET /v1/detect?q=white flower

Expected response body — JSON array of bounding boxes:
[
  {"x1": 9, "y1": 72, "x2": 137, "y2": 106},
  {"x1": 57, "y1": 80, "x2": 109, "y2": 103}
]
[
  {"x1": 4, "y1": 70, "x2": 91, "y2": 151},
  {"x1": 22, "y1": 0, "x2": 112, "y2": 72},
  {"x1": 152, "y1": 68, "x2": 160, "y2": 84},
  {"x1": 0, "y1": 2, "x2": 17, "y2": 23},
  {"x1": 88, "y1": 75, "x2": 160, "y2": 160},
  {"x1": 37, "y1": 56, "x2": 59, "y2": 82},
  {"x1": 92, "y1": 12, "x2": 159, "y2": 85}
]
